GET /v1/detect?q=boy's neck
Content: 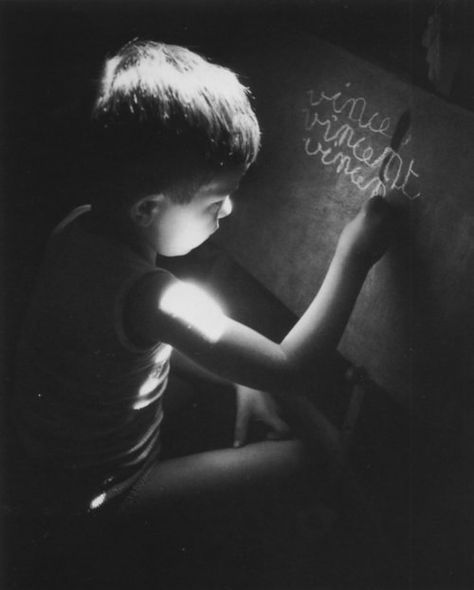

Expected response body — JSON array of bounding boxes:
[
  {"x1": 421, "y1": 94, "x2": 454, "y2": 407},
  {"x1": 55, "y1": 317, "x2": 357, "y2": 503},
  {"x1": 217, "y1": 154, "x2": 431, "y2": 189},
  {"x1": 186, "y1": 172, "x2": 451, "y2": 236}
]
[{"x1": 124, "y1": 228, "x2": 158, "y2": 265}]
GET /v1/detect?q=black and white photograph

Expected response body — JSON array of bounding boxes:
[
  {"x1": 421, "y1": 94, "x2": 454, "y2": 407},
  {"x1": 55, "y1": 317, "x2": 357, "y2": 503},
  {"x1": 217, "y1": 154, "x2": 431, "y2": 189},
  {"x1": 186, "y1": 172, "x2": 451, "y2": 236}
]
[{"x1": 1, "y1": 1, "x2": 474, "y2": 588}]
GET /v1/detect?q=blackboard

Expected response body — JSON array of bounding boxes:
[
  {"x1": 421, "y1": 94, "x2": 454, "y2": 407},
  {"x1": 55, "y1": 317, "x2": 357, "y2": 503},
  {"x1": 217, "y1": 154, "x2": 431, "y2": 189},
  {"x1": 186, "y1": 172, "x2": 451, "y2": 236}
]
[{"x1": 217, "y1": 32, "x2": 474, "y2": 426}]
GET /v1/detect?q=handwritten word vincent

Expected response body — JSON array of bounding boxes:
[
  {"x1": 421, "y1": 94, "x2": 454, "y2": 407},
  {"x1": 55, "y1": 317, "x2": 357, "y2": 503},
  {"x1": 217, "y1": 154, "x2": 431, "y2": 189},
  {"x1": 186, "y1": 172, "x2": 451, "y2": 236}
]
[{"x1": 302, "y1": 84, "x2": 422, "y2": 200}]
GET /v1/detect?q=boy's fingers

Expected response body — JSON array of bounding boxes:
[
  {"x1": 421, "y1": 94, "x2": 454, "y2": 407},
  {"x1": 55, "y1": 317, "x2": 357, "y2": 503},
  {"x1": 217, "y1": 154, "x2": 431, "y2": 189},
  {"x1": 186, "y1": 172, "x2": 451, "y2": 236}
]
[
  {"x1": 266, "y1": 415, "x2": 292, "y2": 440},
  {"x1": 366, "y1": 194, "x2": 392, "y2": 216}
]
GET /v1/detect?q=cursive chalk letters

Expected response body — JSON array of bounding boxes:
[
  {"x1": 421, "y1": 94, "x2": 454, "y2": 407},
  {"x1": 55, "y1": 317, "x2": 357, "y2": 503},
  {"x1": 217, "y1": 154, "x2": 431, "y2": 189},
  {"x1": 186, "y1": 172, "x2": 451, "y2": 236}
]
[{"x1": 302, "y1": 83, "x2": 422, "y2": 200}]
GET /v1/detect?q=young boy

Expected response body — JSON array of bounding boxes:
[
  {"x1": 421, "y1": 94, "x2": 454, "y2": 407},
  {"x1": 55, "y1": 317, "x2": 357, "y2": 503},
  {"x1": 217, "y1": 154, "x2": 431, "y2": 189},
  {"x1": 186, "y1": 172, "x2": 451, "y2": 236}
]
[{"x1": 13, "y1": 39, "x2": 393, "y2": 575}]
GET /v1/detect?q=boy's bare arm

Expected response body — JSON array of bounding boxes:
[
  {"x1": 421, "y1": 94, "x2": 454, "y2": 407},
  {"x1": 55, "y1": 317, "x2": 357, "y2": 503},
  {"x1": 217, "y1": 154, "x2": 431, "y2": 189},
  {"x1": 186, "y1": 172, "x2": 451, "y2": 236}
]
[
  {"x1": 282, "y1": 196, "x2": 393, "y2": 369},
  {"x1": 125, "y1": 196, "x2": 394, "y2": 397},
  {"x1": 125, "y1": 197, "x2": 394, "y2": 465}
]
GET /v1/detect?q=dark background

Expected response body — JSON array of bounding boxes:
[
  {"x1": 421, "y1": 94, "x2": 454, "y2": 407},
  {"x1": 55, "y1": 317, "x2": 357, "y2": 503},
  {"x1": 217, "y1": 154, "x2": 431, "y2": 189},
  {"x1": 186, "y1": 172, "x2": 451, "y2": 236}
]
[{"x1": 1, "y1": 1, "x2": 474, "y2": 588}]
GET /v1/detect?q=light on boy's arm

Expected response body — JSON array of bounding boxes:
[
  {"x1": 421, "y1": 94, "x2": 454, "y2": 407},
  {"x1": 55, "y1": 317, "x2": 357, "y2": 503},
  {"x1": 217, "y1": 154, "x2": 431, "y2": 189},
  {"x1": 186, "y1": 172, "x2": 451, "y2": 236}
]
[{"x1": 159, "y1": 282, "x2": 226, "y2": 343}]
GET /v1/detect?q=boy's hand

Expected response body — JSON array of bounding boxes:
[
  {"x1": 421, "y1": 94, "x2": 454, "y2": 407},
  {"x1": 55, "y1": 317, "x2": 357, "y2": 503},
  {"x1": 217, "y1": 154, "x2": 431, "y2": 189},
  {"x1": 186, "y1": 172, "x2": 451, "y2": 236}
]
[
  {"x1": 233, "y1": 385, "x2": 291, "y2": 448},
  {"x1": 336, "y1": 195, "x2": 395, "y2": 268}
]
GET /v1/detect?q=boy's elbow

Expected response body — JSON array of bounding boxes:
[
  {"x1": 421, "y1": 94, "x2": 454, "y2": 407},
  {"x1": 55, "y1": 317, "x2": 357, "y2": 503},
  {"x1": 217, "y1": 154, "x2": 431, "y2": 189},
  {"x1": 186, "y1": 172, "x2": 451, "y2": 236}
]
[{"x1": 275, "y1": 347, "x2": 333, "y2": 398}]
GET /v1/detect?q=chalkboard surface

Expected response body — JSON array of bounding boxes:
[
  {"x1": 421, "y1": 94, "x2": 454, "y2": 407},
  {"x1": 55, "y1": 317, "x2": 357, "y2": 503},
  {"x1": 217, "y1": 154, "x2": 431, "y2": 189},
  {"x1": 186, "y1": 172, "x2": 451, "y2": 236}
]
[{"x1": 217, "y1": 32, "x2": 474, "y2": 425}]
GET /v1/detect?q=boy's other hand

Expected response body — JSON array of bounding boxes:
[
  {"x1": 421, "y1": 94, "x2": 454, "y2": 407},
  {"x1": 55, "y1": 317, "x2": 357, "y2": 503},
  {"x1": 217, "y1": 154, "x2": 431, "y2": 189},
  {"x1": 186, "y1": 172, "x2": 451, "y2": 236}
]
[
  {"x1": 233, "y1": 385, "x2": 291, "y2": 448},
  {"x1": 336, "y1": 195, "x2": 396, "y2": 268}
]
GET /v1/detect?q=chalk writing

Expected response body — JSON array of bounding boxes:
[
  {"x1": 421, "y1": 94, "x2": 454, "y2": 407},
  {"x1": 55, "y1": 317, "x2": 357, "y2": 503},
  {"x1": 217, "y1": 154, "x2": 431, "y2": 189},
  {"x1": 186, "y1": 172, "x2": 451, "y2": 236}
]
[{"x1": 302, "y1": 83, "x2": 422, "y2": 200}]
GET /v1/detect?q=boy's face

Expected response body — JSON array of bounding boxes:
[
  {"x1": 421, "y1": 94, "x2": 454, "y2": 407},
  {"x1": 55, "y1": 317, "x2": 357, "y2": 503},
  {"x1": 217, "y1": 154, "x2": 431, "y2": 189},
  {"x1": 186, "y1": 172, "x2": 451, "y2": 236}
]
[{"x1": 151, "y1": 168, "x2": 244, "y2": 257}]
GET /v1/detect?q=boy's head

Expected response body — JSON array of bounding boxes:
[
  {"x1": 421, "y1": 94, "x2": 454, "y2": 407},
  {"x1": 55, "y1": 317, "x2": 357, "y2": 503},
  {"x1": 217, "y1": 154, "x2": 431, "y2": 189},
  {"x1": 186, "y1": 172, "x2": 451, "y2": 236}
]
[{"x1": 90, "y1": 40, "x2": 261, "y2": 215}]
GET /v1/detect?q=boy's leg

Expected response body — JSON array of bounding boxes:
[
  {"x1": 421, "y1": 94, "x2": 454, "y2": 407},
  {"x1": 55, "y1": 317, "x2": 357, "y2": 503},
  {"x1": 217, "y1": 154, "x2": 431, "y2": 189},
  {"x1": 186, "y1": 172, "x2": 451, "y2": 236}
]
[
  {"x1": 124, "y1": 439, "x2": 312, "y2": 509},
  {"x1": 118, "y1": 440, "x2": 331, "y2": 589}
]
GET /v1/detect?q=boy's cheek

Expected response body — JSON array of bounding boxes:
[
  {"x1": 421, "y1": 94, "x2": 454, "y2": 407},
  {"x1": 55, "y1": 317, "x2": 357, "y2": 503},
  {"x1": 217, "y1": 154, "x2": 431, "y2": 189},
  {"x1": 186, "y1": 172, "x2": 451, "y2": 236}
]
[{"x1": 158, "y1": 228, "x2": 210, "y2": 256}]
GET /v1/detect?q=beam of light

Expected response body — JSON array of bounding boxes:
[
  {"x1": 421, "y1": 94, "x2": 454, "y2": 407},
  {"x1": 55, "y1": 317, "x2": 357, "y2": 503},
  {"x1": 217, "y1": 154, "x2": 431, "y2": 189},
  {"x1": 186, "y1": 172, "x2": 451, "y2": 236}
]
[
  {"x1": 154, "y1": 343, "x2": 172, "y2": 364},
  {"x1": 159, "y1": 282, "x2": 226, "y2": 343},
  {"x1": 89, "y1": 492, "x2": 107, "y2": 510},
  {"x1": 133, "y1": 345, "x2": 172, "y2": 410},
  {"x1": 135, "y1": 375, "x2": 161, "y2": 405},
  {"x1": 133, "y1": 398, "x2": 154, "y2": 410}
]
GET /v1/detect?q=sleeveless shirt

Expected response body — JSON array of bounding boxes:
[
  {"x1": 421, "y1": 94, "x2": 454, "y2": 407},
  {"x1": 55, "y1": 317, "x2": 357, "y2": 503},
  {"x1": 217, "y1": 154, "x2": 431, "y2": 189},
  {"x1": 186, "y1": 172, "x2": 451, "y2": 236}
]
[{"x1": 14, "y1": 206, "x2": 173, "y2": 513}]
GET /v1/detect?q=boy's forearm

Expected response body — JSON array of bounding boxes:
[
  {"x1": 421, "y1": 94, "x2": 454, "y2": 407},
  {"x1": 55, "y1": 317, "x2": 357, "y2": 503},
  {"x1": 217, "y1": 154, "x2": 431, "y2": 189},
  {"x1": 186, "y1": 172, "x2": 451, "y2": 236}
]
[
  {"x1": 282, "y1": 247, "x2": 369, "y2": 369},
  {"x1": 161, "y1": 249, "x2": 368, "y2": 396}
]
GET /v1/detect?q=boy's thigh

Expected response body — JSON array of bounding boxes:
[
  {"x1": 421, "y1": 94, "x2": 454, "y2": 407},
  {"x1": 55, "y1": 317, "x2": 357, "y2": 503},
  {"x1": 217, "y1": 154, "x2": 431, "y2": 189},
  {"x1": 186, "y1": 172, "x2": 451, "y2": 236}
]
[
  {"x1": 123, "y1": 439, "x2": 315, "y2": 516},
  {"x1": 114, "y1": 441, "x2": 331, "y2": 588}
]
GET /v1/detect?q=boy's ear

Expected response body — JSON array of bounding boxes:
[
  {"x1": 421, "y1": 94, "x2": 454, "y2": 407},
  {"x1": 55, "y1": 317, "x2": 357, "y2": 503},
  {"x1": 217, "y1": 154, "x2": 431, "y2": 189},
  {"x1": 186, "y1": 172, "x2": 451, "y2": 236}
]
[{"x1": 130, "y1": 194, "x2": 166, "y2": 227}]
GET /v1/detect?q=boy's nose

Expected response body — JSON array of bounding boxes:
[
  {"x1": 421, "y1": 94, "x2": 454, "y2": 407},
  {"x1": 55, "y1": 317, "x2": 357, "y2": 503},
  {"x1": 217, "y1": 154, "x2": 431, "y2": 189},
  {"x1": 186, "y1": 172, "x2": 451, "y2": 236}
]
[{"x1": 218, "y1": 196, "x2": 233, "y2": 219}]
